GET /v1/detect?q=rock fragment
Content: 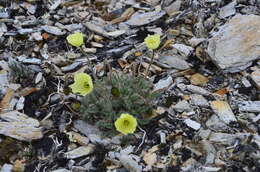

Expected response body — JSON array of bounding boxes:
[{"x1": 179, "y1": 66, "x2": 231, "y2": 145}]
[
  {"x1": 238, "y1": 101, "x2": 260, "y2": 112},
  {"x1": 186, "y1": 85, "x2": 211, "y2": 96},
  {"x1": 210, "y1": 101, "x2": 237, "y2": 124},
  {"x1": 207, "y1": 14, "x2": 260, "y2": 72},
  {"x1": 190, "y1": 94, "x2": 209, "y2": 107},
  {"x1": 209, "y1": 133, "x2": 250, "y2": 145},
  {"x1": 251, "y1": 70, "x2": 260, "y2": 89},
  {"x1": 65, "y1": 145, "x2": 95, "y2": 159},
  {"x1": 119, "y1": 154, "x2": 142, "y2": 172},
  {"x1": 159, "y1": 55, "x2": 190, "y2": 70},
  {"x1": 0, "y1": 111, "x2": 43, "y2": 141},
  {"x1": 172, "y1": 100, "x2": 192, "y2": 112},
  {"x1": 153, "y1": 76, "x2": 172, "y2": 91},
  {"x1": 126, "y1": 11, "x2": 166, "y2": 26},
  {"x1": 41, "y1": 25, "x2": 65, "y2": 35},
  {"x1": 219, "y1": 1, "x2": 236, "y2": 18},
  {"x1": 184, "y1": 119, "x2": 201, "y2": 130}
]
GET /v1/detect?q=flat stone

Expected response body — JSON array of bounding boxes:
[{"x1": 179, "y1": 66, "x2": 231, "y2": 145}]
[
  {"x1": 184, "y1": 119, "x2": 201, "y2": 130},
  {"x1": 207, "y1": 14, "x2": 260, "y2": 72},
  {"x1": 200, "y1": 140, "x2": 216, "y2": 164},
  {"x1": 126, "y1": 11, "x2": 166, "y2": 27},
  {"x1": 210, "y1": 101, "x2": 237, "y2": 124},
  {"x1": 186, "y1": 85, "x2": 211, "y2": 96},
  {"x1": 189, "y1": 73, "x2": 209, "y2": 86},
  {"x1": 219, "y1": 1, "x2": 236, "y2": 19},
  {"x1": 153, "y1": 76, "x2": 173, "y2": 91},
  {"x1": 41, "y1": 25, "x2": 65, "y2": 35},
  {"x1": 171, "y1": 44, "x2": 194, "y2": 58},
  {"x1": 119, "y1": 154, "x2": 142, "y2": 172},
  {"x1": 238, "y1": 101, "x2": 260, "y2": 113},
  {"x1": 206, "y1": 114, "x2": 229, "y2": 132},
  {"x1": 61, "y1": 62, "x2": 82, "y2": 72},
  {"x1": 190, "y1": 94, "x2": 209, "y2": 107},
  {"x1": 65, "y1": 145, "x2": 95, "y2": 159},
  {"x1": 0, "y1": 111, "x2": 43, "y2": 141},
  {"x1": 251, "y1": 70, "x2": 260, "y2": 89},
  {"x1": 159, "y1": 55, "x2": 190, "y2": 70},
  {"x1": 209, "y1": 133, "x2": 250, "y2": 145},
  {"x1": 172, "y1": 100, "x2": 192, "y2": 112},
  {"x1": 0, "y1": 164, "x2": 13, "y2": 172},
  {"x1": 164, "y1": 0, "x2": 182, "y2": 16}
]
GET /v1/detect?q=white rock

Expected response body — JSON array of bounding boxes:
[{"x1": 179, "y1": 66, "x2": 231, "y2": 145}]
[
  {"x1": 210, "y1": 101, "x2": 237, "y2": 124},
  {"x1": 184, "y1": 119, "x2": 201, "y2": 130},
  {"x1": 208, "y1": 14, "x2": 260, "y2": 72},
  {"x1": 52, "y1": 169, "x2": 70, "y2": 172},
  {"x1": 188, "y1": 37, "x2": 206, "y2": 47},
  {"x1": 200, "y1": 140, "x2": 216, "y2": 164},
  {"x1": 35, "y1": 72, "x2": 43, "y2": 84},
  {"x1": 16, "y1": 96, "x2": 25, "y2": 110},
  {"x1": 219, "y1": 1, "x2": 236, "y2": 19},
  {"x1": 65, "y1": 145, "x2": 95, "y2": 159},
  {"x1": 119, "y1": 154, "x2": 142, "y2": 172},
  {"x1": 153, "y1": 76, "x2": 173, "y2": 91},
  {"x1": 0, "y1": 164, "x2": 13, "y2": 172},
  {"x1": 164, "y1": 0, "x2": 182, "y2": 16},
  {"x1": 31, "y1": 32, "x2": 43, "y2": 41},
  {"x1": 238, "y1": 101, "x2": 260, "y2": 113}
]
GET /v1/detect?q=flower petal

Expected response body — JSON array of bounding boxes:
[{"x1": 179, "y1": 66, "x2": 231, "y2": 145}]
[
  {"x1": 114, "y1": 113, "x2": 137, "y2": 135},
  {"x1": 67, "y1": 32, "x2": 84, "y2": 47}
]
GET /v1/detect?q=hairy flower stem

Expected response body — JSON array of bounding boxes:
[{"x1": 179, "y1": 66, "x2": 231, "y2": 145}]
[
  {"x1": 145, "y1": 50, "x2": 155, "y2": 78},
  {"x1": 80, "y1": 47, "x2": 97, "y2": 80}
]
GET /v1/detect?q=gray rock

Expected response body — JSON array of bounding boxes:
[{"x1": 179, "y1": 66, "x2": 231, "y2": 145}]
[
  {"x1": 0, "y1": 164, "x2": 13, "y2": 172},
  {"x1": 200, "y1": 140, "x2": 216, "y2": 164},
  {"x1": 153, "y1": 76, "x2": 173, "y2": 91},
  {"x1": 172, "y1": 100, "x2": 192, "y2": 112},
  {"x1": 119, "y1": 154, "x2": 142, "y2": 172},
  {"x1": 0, "y1": 111, "x2": 43, "y2": 141},
  {"x1": 164, "y1": 0, "x2": 182, "y2": 16},
  {"x1": 190, "y1": 94, "x2": 209, "y2": 107},
  {"x1": 126, "y1": 11, "x2": 166, "y2": 26},
  {"x1": 61, "y1": 62, "x2": 82, "y2": 72},
  {"x1": 159, "y1": 55, "x2": 190, "y2": 70},
  {"x1": 206, "y1": 114, "x2": 229, "y2": 131},
  {"x1": 41, "y1": 25, "x2": 65, "y2": 35},
  {"x1": 22, "y1": 58, "x2": 42, "y2": 65},
  {"x1": 186, "y1": 85, "x2": 211, "y2": 96},
  {"x1": 52, "y1": 169, "x2": 70, "y2": 172},
  {"x1": 65, "y1": 145, "x2": 95, "y2": 159},
  {"x1": 171, "y1": 44, "x2": 194, "y2": 58},
  {"x1": 209, "y1": 133, "x2": 250, "y2": 145},
  {"x1": 207, "y1": 14, "x2": 260, "y2": 72},
  {"x1": 210, "y1": 101, "x2": 237, "y2": 124},
  {"x1": 73, "y1": 120, "x2": 102, "y2": 136},
  {"x1": 238, "y1": 101, "x2": 260, "y2": 112},
  {"x1": 219, "y1": 1, "x2": 236, "y2": 18}
]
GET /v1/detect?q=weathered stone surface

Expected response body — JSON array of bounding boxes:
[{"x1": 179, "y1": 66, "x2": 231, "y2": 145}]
[
  {"x1": 190, "y1": 94, "x2": 209, "y2": 107},
  {"x1": 65, "y1": 145, "x2": 95, "y2": 159},
  {"x1": 41, "y1": 25, "x2": 65, "y2": 35},
  {"x1": 238, "y1": 101, "x2": 260, "y2": 112},
  {"x1": 119, "y1": 154, "x2": 142, "y2": 172},
  {"x1": 210, "y1": 101, "x2": 237, "y2": 124},
  {"x1": 126, "y1": 11, "x2": 165, "y2": 27},
  {"x1": 208, "y1": 14, "x2": 260, "y2": 72},
  {"x1": 159, "y1": 55, "x2": 190, "y2": 70},
  {"x1": 209, "y1": 133, "x2": 250, "y2": 145},
  {"x1": 0, "y1": 111, "x2": 43, "y2": 141},
  {"x1": 251, "y1": 70, "x2": 260, "y2": 90}
]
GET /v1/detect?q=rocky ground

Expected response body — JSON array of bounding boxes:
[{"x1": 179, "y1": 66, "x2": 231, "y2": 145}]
[{"x1": 0, "y1": 0, "x2": 260, "y2": 172}]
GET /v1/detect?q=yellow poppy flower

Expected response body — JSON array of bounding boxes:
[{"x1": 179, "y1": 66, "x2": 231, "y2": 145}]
[
  {"x1": 66, "y1": 32, "x2": 84, "y2": 47},
  {"x1": 144, "y1": 34, "x2": 160, "y2": 50},
  {"x1": 69, "y1": 73, "x2": 93, "y2": 96},
  {"x1": 114, "y1": 113, "x2": 137, "y2": 135}
]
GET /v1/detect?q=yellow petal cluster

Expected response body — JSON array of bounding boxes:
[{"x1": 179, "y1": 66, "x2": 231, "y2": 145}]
[
  {"x1": 144, "y1": 34, "x2": 160, "y2": 50},
  {"x1": 69, "y1": 73, "x2": 93, "y2": 96},
  {"x1": 66, "y1": 32, "x2": 84, "y2": 47},
  {"x1": 114, "y1": 113, "x2": 137, "y2": 135}
]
